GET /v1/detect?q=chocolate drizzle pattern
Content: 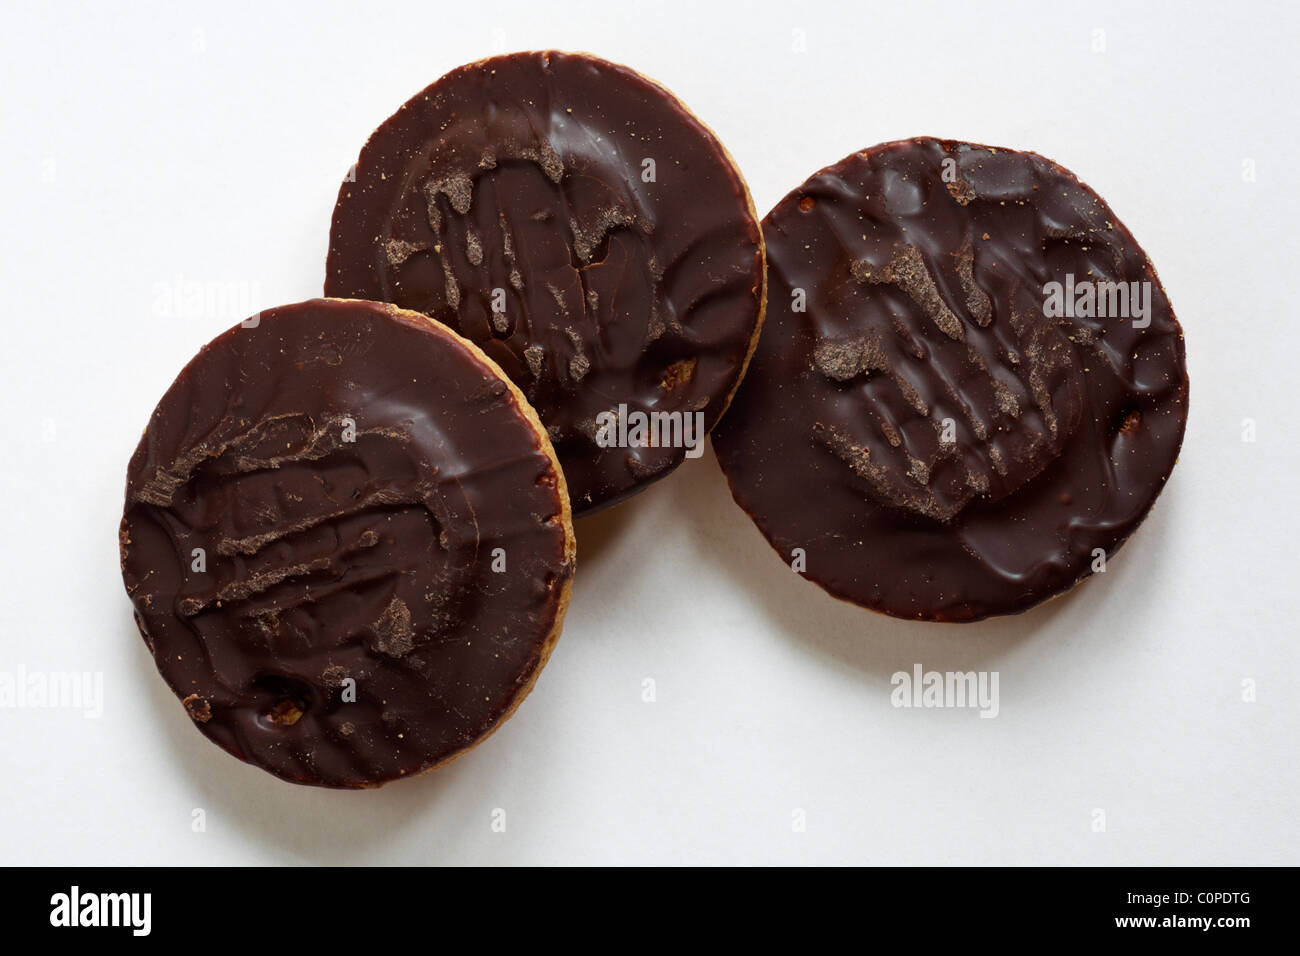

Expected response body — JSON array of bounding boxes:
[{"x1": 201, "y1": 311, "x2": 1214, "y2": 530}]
[
  {"x1": 713, "y1": 139, "x2": 1188, "y2": 622},
  {"x1": 120, "y1": 299, "x2": 574, "y2": 786},
  {"x1": 326, "y1": 51, "x2": 765, "y2": 515}
]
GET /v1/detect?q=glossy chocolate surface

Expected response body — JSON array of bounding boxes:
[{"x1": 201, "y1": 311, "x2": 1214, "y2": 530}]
[
  {"x1": 713, "y1": 139, "x2": 1188, "y2": 621},
  {"x1": 120, "y1": 299, "x2": 574, "y2": 786},
  {"x1": 326, "y1": 51, "x2": 764, "y2": 515}
]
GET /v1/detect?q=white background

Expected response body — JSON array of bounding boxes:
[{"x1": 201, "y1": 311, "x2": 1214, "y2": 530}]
[{"x1": 2, "y1": 0, "x2": 1297, "y2": 865}]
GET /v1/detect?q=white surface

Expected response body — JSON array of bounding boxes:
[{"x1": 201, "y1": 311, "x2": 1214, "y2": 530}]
[{"x1": 2, "y1": 0, "x2": 1297, "y2": 866}]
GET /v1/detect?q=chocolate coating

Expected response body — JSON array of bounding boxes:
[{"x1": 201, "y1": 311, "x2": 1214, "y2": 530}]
[
  {"x1": 326, "y1": 51, "x2": 765, "y2": 515},
  {"x1": 713, "y1": 139, "x2": 1188, "y2": 622},
  {"x1": 119, "y1": 299, "x2": 575, "y2": 787}
]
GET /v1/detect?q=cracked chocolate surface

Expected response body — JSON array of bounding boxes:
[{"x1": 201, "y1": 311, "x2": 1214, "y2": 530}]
[
  {"x1": 713, "y1": 139, "x2": 1188, "y2": 622},
  {"x1": 120, "y1": 299, "x2": 574, "y2": 787},
  {"x1": 325, "y1": 51, "x2": 765, "y2": 515}
]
